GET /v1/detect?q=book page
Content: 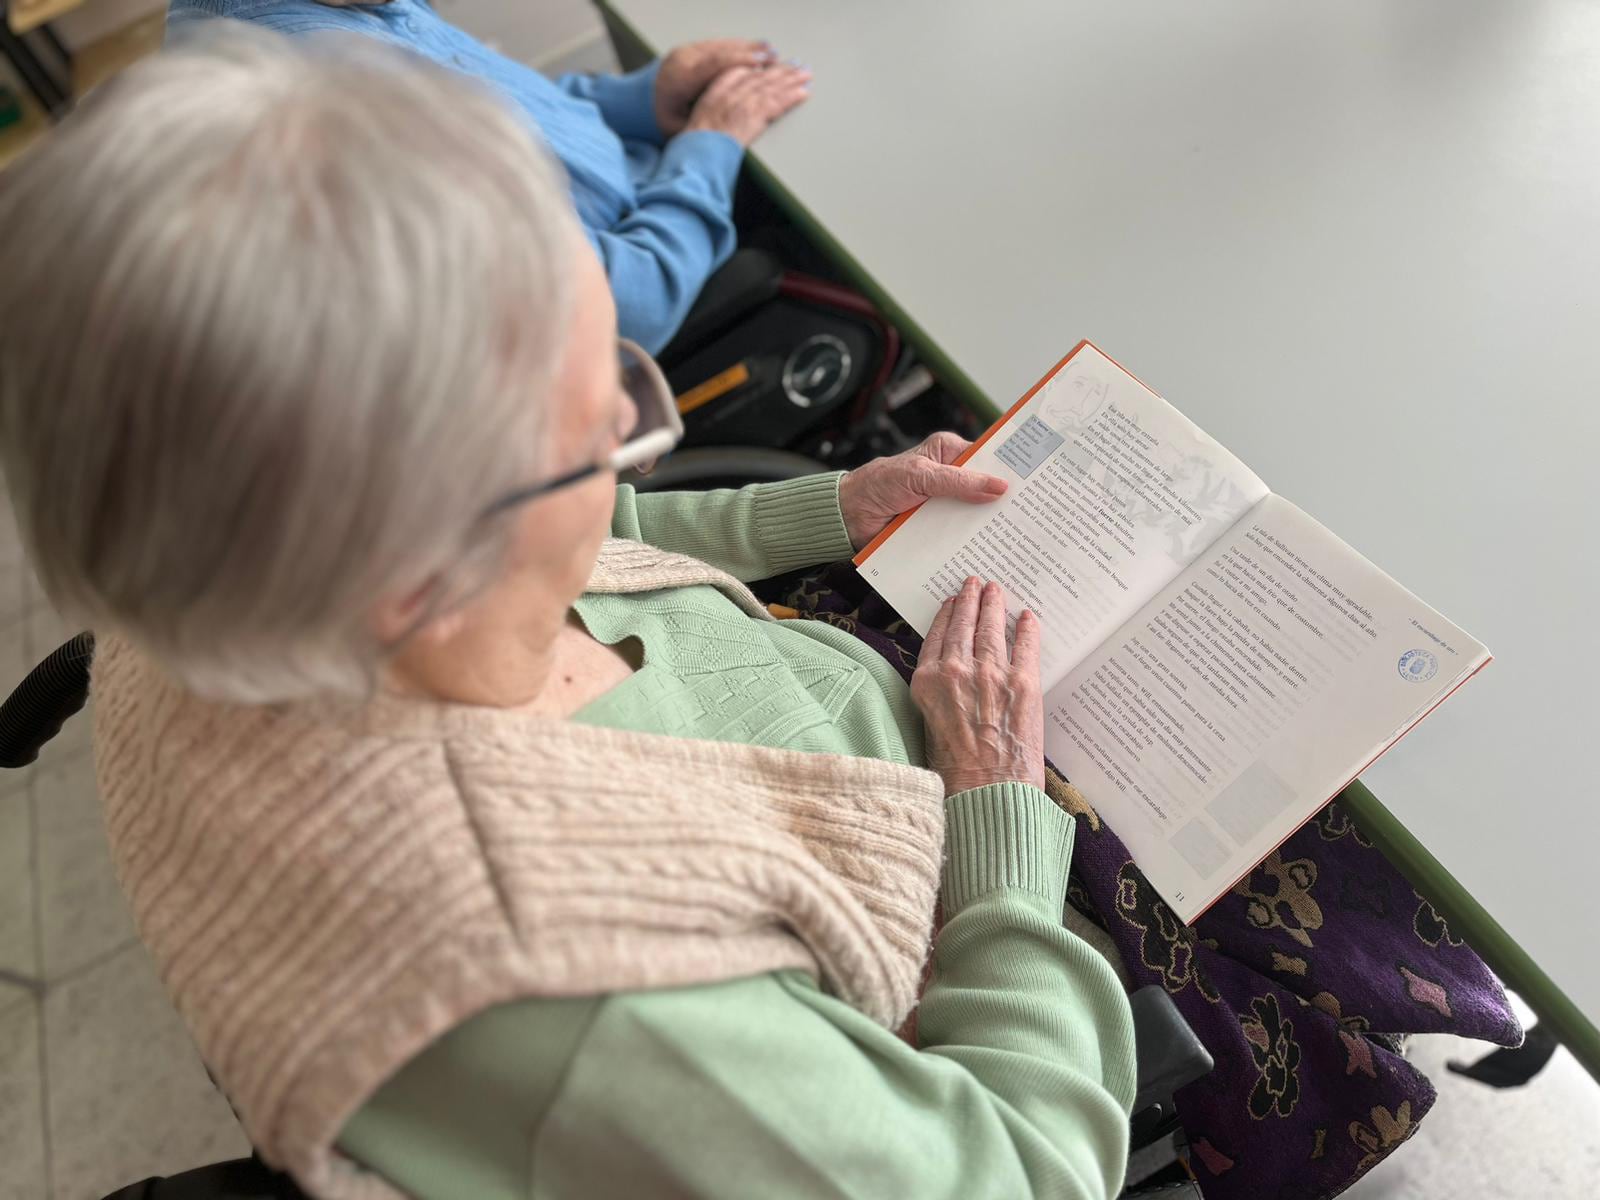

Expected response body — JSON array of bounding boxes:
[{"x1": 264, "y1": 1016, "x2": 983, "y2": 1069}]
[
  {"x1": 1045, "y1": 493, "x2": 1490, "y2": 922},
  {"x1": 858, "y1": 343, "x2": 1269, "y2": 687}
]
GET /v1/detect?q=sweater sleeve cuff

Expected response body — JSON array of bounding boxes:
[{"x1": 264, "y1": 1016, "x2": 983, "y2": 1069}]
[
  {"x1": 659, "y1": 128, "x2": 745, "y2": 197},
  {"x1": 581, "y1": 61, "x2": 666, "y2": 144},
  {"x1": 942, "y1": 783, "x2": 1076, "y2": 915},
  {"x1": 752, "y1": 472, "x2": 855, "y2": 574}
]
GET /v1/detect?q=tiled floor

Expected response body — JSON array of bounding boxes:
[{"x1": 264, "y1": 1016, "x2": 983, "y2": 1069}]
[
  {"x1": 1346, "y1": 1020, "x2": 1600, "y2": 1198},
  {"x1": 0, "y1": 495, "x2": 249, "y2": 1200}
]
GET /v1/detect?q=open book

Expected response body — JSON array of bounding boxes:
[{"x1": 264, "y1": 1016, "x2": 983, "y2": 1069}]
[{"x1": 856, "y1": 342, "x2": 1489, "y2": 923}]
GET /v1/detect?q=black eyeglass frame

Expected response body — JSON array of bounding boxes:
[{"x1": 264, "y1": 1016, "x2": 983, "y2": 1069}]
[{"x1": 478, "y1": 337, "x2": 682, "y2": 522}]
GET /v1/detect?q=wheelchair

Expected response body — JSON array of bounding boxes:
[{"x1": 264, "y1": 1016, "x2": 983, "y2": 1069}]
[
  {"x1": 2, "y1": 633, "x2": 1213, "y2": 1198},
  {"x1": 628, "y1": 241, "x2": 987, "y2": 495}
]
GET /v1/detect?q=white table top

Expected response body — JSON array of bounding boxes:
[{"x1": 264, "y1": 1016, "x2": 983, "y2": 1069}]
[{"x1": 610, "y1": 0, "x2": 1600, "y2": 1025}]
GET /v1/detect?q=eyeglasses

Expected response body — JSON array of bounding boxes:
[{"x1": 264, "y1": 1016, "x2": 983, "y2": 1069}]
[{"x1": 478, "y1": 338, "x2": 683, "y2": 522}]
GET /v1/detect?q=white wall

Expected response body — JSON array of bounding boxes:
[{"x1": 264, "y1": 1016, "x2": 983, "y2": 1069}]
[{"x1": 56, "y1": 0, "x2": 617, "y2": 74}]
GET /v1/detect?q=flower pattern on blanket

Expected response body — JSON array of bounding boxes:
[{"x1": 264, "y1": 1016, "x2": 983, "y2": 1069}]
[{"x1": 1241, "y1": 993, "x2": 1303, "y2": 1118}]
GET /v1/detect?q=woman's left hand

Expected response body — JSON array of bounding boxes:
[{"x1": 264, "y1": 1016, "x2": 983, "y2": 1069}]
[
  {"x1": 838, "y1": 433, "x2": 1009, "y2": 550},
  {"x1": 655, "y1": 40, "x2": 779, "y2": 136}
]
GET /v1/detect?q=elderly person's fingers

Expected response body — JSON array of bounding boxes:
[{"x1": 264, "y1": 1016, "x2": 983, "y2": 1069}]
[
  {"x1": 724, "y1": 63, "x2": 811, "y2": 112},
  {"x1": 698, "y1": 38, "x2": 779, "y2": 72},
  {"x1": 753, "y1": 64, "x2": 812, "y2": 115},
  {"x1": 974, "y1": 582, "x2": 1008, "y2": 666},
  {"x1": 656, "y1": 40, "x2": 782, "y2": 134},
  {"x1": 942, "y1": 577, "x2": 982, "y2": 660},
  {"x1": 723, "y1": 62, "x2": 811, "y2": 100},
  {"x1": 686, "y1": 63, "x2": 811, "y2": 145},
  {"x1": 838, "y1": 434, "x2": 1004, "y2": 549},
  {"x1": 907, "y1": 432, "x2": 1007, "y2": 498},
  {"x1": 700, "y1": 64, "x2": 757, "y2": 100},
  {"x1": 757, "y1": 62, "x2": 815, "y2": 91},
  {"x1": 914, "y1": 431, "x2": 972, "y2": 465},
  {"x1": 1011, "y1": 608, "x2": 1041, "y2": 673},
  {"x1": 911, "y1": 457, "x2": 1008, "y2": 503},
  {"x1": 920, "y1": 596, "x2": 953, "y2": 662},
  {"x1": 909, "y1": 583, "x2": 1047, "y2": 796}
]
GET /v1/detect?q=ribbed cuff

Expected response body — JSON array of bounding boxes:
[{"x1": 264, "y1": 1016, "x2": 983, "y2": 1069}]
[
  {"x1": 660, "y1": 129, "x2": 745, "y2": 198},
  {"x1": 753, "y1": 471, "x2": 855, "y2": 574},
  {"x1": 942, "y1": 783, "x2": 1076, "y2": 915},
  {"x1": 584, "y1": 61, "x2": 666, "y2": 144}
]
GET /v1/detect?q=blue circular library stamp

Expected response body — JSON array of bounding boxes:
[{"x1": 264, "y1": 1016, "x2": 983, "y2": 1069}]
[{"x1": 1397, "y1": 648, "x2": 1438, "y2": 683}]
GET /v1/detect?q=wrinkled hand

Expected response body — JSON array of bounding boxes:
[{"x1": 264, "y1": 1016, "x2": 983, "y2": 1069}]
[
  {"x1": 838, "y1": 432, "x2": 1008, "y2": 550},
  {"x1": 684, "y1": 60, "x2": 812, "y2": 146},
  {"x1": 911, "y1": 579, "x2": 1045, "y2": 796},
  {"x1": 655, "y1": 39, "x2": 779, "y2": 136}
]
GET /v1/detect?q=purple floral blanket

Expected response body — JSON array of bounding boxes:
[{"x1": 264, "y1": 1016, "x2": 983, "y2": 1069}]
[{"x1": 767, "y1": 562, "x2": 1521, "y2": 1200}]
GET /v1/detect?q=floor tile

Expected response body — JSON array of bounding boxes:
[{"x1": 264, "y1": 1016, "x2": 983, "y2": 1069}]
[
  {"x1": 45, "y1": 944, "x2": 250, "y2": 1200},
  {"x1": 1346, "y1": 1034, "x2": 1600, "y2": 1198},
  {"x1": 0, "y1": 498, "x2": 29, "y2": 629},
  {"x1": 0, "y1": 565, "x2": 29, "y2": 635},
  {"x1": 0, "y1": 985, "x2": 48, "y2": 1200},
  {"x1": 24, "y1": 591, "x2": 80, "y2": 665},
  {"x1": 32, "y1": 750, "x2": 134, "y2": 981},
  {"x1": 29, "y1": 700, "x2": 94, "y2": 778},
  {"x1": 0, "y1": 787, "x2": 36, "y2": 978}
]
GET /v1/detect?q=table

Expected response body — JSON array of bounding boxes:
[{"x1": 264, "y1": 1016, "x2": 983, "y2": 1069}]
[{"x1": 599, "y1": 0, "x2": 1600, "y2": 1078}]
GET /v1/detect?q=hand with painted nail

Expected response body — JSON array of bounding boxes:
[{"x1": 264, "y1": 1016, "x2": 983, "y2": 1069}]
[
  {"x1": 837, "y1": 432, "x2": 1009, "y2": 550},
  {"x1": 910, "y1": 579, "x2": 1045, "y2": 796},
  {"x1": 682, "y1": 56, "x2": 812, "y2": 146},
  {"x1": 655, "y1": 39, "x2": 782, "y2": 136}
]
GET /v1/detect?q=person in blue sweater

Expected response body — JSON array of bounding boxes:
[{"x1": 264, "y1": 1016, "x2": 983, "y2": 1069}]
[{"x1": 168, "y1": 0, "x2": 812, "y2": 353}]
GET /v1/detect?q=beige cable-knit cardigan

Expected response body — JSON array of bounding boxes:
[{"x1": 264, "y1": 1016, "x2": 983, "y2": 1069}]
[{"x1": 93, "y1": 540, "x2": 947, "y2": 1199}]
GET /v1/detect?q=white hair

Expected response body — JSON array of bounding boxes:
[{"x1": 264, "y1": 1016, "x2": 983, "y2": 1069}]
[{"x1": 0, "y1": 24, "x2": 581, "y2": 702}]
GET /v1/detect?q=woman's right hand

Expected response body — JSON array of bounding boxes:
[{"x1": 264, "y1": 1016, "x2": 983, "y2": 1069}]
[
  {"x1": 683, "y1": 62, "x2": 812, "y2": 146},
  {"x1": 910, "y1": 578, "x2": 1046, "y2": 796}
]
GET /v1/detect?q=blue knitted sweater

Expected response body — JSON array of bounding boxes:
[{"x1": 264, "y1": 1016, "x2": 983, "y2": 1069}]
[{"x1": 168, "y1": 0, "x2": 744, "y2": 352}]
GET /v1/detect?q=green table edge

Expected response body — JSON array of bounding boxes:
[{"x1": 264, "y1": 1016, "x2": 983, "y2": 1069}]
[{"x1": 594, "y1": 0, "x2": 1600, "y2": 1083}]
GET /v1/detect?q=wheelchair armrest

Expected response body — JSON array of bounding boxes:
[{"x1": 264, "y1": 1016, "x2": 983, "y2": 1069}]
[
  {"x1": 101, "y1": 1154, "x2": 307, "y2": 1199},
  {"x1": 1131, "y1": 985, "x2": 1213, "y2": 1115},
  {"x1": 0, "y1": 631, "x2": 94, "y2": 768},
  {"x1": 655, "y1": 248, "x2": 784, "y2": 367}
]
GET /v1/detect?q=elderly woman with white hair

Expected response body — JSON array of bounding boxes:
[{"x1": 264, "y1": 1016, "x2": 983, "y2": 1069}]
[{"x1": 0, "y1": 28, "x2": 1134, "y2": 1200}]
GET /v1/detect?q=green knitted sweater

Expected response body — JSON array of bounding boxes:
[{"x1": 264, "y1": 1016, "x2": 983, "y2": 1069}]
[{"x1": 336, "y1": 474, "x2": 1136, "y2": 1199}]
